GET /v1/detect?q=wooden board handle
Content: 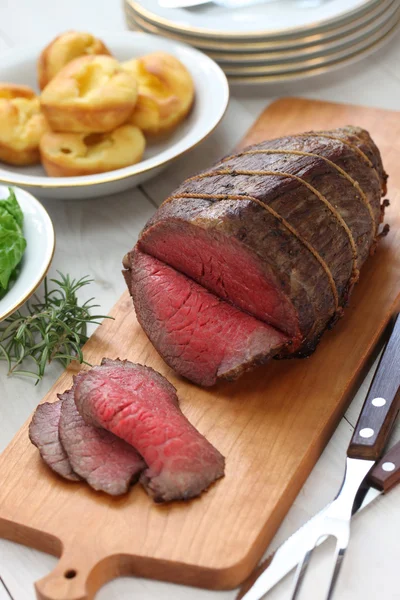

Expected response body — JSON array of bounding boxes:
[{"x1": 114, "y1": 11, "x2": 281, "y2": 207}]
[
  {"x1": 35, "y1": 548, "x2": 108, "y2": 600},
  {"x1": 36, "y1": 554, "x2": 90, "y2": 600},
  {"x1": 368, "y1": 440, "x2": 400, "y2": 493},
  {"x1": 348, "y1": 314, "x2": 400, "y2": 461}
]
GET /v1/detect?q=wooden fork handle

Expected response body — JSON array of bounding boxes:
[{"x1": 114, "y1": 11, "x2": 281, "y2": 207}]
[
  {"x1": 368, "y1": 439, "x2": 400, "y2": 492},
  {"x1": 348, "y1": 314, "x2": 400, "y2": 461}
]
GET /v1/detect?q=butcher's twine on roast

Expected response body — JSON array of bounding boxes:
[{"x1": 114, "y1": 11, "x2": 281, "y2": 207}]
[{"x1": 123, "y1": 127, "x2": 389, "y2": 386}]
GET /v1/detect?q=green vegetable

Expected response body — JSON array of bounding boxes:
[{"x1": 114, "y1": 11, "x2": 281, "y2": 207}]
[
  {"x1": 0, "y1": 265, "x2": 21, "y2": 301},
  {"x1": 0, "y1": 272, "x2": 111, "y2": 382},
  {"x1": 0, "y1": 188, "x2": 26, "y2": 293},
  {"x1": 0, "y1": 189, "x2": 23, "y2": 228}
]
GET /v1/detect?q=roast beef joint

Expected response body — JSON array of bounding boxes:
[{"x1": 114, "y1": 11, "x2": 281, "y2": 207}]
[{"x1": 123, "y1": 127, "x2": 389, "y2": 386}]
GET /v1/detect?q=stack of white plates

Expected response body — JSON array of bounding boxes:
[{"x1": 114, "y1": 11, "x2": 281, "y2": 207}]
[{"x1": 125, "y1": 0, "x2": 400, "y2": 84}]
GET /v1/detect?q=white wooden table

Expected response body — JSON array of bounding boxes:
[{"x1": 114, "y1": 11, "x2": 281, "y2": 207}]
[{"x1": 0, "y1": 2, "x2": 399, "y2": 599}]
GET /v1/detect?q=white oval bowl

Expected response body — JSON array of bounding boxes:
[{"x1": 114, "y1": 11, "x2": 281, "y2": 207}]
[
  {"x1": 0, "y1": 32, "x2": 229, "y2": 200},
  {"x1": 0, "y1": 185, "x2": 55, "y2": 321}
]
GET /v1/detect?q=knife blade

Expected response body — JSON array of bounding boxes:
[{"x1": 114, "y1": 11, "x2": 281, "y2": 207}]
[
  {"x1": 238, "y1": 440, "x2": 400, "y2": 600},
  {"x1": 238, "y1": 314, "x2": 400, "y2": 600}
]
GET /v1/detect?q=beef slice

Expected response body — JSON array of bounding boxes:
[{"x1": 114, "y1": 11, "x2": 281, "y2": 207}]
[
  {"x1": 73, "y1": 359, "x2": 225, "y2": 502},
  {"x1": 29, "y1": 401, "x2": 79, "y2": 482},
  {"x1": 58, "y1": 388, "x2": 145, "y2": 496}
]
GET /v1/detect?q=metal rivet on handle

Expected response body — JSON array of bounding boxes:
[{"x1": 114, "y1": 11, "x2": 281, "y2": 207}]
[
  {"x1": 382, "y1": 462, "x2": 396, "y2": 472},
  {"x1": 359, "y1": 427, "x2": 374, "y2": 438},
  {"x1": 372, "y1": 397, "x2": 386, "y2": 407}
]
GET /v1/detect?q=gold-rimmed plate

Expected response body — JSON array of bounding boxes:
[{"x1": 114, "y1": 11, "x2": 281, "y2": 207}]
[
  {"x1": 127, "y1": 1, "x2": 400, "y2": 84},
  {"x1": 226, "y1": 16, "x2": 400, "y2": 83},
  {"x1": 196, "y1": 0, "x2": 397, "y2": 63},
  {"x1": 0, "y1": 185, "x2": 55, "y2": 322},
  {"x1": 0, "y1": 32, "x2": 229, "y2": 200},
  {"x1": 126, "y1": 0, "x2": 379, "y2": 40},
  {"x1": 125, "y1": 0, "x2": 390, "y2": 51},
  {"x1": 221, "y1": 6, "x2": 400, "y2": 74},
  {"x1": 126, "y1": 0, "x2": 400, "y2": 62}
]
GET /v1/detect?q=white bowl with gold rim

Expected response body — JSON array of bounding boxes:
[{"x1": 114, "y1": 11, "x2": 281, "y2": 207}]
[{"x1": 0, "y1": 32, "x2": 229, "y2": 200}]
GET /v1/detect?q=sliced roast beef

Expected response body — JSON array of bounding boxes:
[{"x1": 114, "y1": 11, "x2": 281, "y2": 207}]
[
  {"x1": 130, "y1": 249, "x2": 289, "y2": 386},
  {"x1": 29, "y1": 401, "x2": 79, "y2": 482},
  {"x1": 123, "y1": 127, "x2": 388, "y2": 385},
  {"x1": 73, "y1": 358, "x2": 225, "y2": 502},
  {"x1": 58, "y1": 388, "x2": 145, "y2": 496}
]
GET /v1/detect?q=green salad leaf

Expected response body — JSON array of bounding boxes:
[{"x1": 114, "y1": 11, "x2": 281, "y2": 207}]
[
  {"x1": 0, "y1": 265, "x2": 21, "y2": 301},
  {"x1": 0, "y1": 189, "x2": 23, "y2": 228},
  {"x1": 0, "y1": 188, "x2": 26, "y2": 293}
]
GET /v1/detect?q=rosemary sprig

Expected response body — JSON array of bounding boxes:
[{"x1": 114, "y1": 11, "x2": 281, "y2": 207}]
[{"x1": 0, "y1": 272, "x2": 111, "y2": 383}]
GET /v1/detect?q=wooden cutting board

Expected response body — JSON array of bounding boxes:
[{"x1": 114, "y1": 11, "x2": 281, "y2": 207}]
[{"x1": 0, "y1": 98, "x2": 399, "y2": 600}]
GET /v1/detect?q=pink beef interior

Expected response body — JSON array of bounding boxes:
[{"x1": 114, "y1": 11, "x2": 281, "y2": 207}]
[
  {"x1": 139, "y1": 220, "x2": 299, "y2": 338},
  {"x1": 130, "y1": 249, "x2": 289, "y2": 387},
  {"x1": 73, "y1": 359, "x2": 225, "y2": 502}
]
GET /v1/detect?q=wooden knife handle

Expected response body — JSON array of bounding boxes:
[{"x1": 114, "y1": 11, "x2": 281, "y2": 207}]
[
  {"x1": 368, "y1": 440, "x2": 400, "y2": 492},
  {"x1": 348, "y1": 314, "x2": 400, "y2": 461}
]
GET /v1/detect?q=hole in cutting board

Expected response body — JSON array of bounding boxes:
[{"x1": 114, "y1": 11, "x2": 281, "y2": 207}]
[{"x1": 64, "y1": 569, "x2": 77, "y2": 579}]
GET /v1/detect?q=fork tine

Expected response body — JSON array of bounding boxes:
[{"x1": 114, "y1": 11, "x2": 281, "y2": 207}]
[
  {"x1": 289, "y1": 547, "x2": 314, "y2": 600},
  {"x1": 324, "y1": 542, "x2": 347, "y2": 600}
]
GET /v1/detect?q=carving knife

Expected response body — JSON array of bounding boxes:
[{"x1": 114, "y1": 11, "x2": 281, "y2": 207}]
[{"x1": 238, "y1": 313, "x2": 400, "y2": 600}]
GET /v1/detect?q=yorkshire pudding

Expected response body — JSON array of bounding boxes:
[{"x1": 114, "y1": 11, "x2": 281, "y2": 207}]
[
  {"x1": 38, "y1": 31, "x2": 112, "y2": 90},
  {"x1": 40, "y1": 125, "x2": 146, "y2": 177},
  {"x1": 0, "y1": 83, "x2": 49, "y2": 165},
  {"x1": 123, "y1": 52, "x2": 194, "y2": 136},
  {"x1": 40, "y1": 55, "x2": 138, "y2": 133},
  {"x1": 0, "y1": 83, "x2": 36, "y2": 100}
]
